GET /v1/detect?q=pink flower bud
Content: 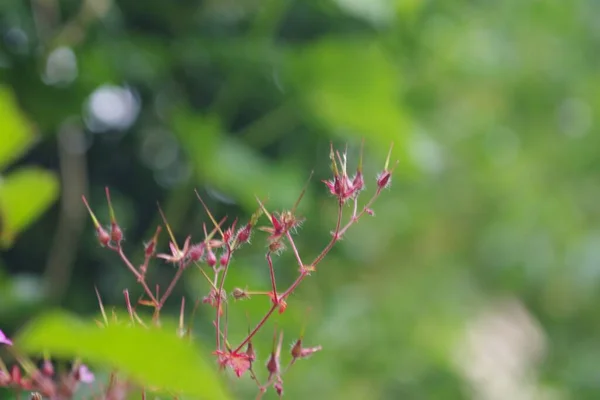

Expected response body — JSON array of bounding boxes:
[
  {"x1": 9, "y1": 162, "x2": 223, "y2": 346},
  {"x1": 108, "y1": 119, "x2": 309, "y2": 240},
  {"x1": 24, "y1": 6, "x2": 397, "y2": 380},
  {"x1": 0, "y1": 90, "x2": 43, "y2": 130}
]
[
  {"x1": 274, "y1": 379, "x2": 284, "y2": 397},
  {"x1": 96, "y1": 226, "x2": 111, "y2": 247},
  {"x1": 219, "y1": 251, "x2": 229, "y2": 267},
  {"x1": 110, "y1": 222, "x2": 123, "y2": 244},
  {"x1": 236, "y1": 223, "x2": 252, "y2": 244},
  {"x1": 188, "y1": 244, "x2": 204, "y2": 262},
  {"x1": 206, "y1": 249, "x2": 217, "y2": 267},
  {"x1": 376, "y1": 171, "x2": 392, "y2": 190},
  {"x1": 42, "y1": 359, "x2": 54, "y2": 377},
  {"x1": 266, "y1": 352, "x2": 279, "y2": 377}
]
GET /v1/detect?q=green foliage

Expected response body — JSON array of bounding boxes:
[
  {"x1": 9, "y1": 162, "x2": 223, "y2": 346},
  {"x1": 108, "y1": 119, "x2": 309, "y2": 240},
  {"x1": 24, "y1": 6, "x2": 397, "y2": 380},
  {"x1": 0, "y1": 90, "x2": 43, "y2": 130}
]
[
  {"x1": 16, "y1": 311, "x2": 230, "y2": 400},
  {"x1": 0, "y1": 86, "x2": 34, "y2": 171},
  {"x1": 0, "y1": 86, "x2": 59, "y2": 248},
  {"x1": 0, "y1": 167, "x2": 59, "y2": 248}
]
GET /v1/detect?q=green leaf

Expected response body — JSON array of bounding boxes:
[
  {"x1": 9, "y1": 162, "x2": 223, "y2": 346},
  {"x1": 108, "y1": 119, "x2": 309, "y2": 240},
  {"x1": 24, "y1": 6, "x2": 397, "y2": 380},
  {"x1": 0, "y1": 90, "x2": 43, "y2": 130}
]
[
  {"x1": 0, "y1": 167, "x2": 59, "y2": 248},
  {"x1": 0, "y1": 85, "x2": 36, "y2": 170},
  {"x1": 15, "y1": 311, "x2": 230, "y2": 400}
]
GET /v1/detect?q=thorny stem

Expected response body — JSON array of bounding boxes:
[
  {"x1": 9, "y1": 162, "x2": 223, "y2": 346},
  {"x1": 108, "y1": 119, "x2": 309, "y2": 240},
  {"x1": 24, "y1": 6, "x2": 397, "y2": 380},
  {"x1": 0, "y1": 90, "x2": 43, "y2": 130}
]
[
  {"x1": 234, "y1": 185, "x2": 383, "y2": 353},
  {"x1": 215, "y1": 244, "x2": 233, "y2": 351},
  {"x1": 233, "y1": 305, "x2": 277, "y2": 353},
  {"x1": 286, "y1": 232, "x2": 304, "y2": 269},
  {"x1": 117, "y1": 247, "x2": 159, "y2": 306},
  {"x1": 158, "y1": 263, "x2": 186, "y2": 310},
  {"x1": 338, "y1": 189, "x2": 383, "y2": 237},
  {"x1": 310, "y1": 202, "x2": 344, "y2": 267},
  {"x1": 266, "y1": 252, "x2": 277, "y2": 302}
]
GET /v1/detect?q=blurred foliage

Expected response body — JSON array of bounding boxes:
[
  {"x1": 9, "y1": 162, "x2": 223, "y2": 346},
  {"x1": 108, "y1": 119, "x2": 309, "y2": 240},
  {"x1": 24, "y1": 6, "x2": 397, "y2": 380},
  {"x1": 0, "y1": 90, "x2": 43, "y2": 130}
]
[
  {"x1": 0, "y1": 85, "x2": 59, "y2": 248},
  {"x1": 17, "y1": 311, "x2": 228, "y2": 399},
  {"x1": 0, "y1": 0, "x2": 599, "y2": 399}
]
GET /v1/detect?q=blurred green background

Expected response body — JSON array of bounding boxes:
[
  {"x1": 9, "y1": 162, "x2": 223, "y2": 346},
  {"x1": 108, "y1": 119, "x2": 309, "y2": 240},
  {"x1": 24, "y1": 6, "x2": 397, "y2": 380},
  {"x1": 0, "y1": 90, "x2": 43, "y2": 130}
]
[{"x1": 1, "y1": 0, "x2": 599, "y2": 398}]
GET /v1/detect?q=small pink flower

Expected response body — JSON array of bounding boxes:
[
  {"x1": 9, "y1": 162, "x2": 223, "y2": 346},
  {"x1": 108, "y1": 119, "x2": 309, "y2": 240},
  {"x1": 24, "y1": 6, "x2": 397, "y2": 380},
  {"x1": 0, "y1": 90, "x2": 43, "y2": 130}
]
[
  {"x1": 76, "y1": 364, "x2": 95, "y2": 383},
  {"x1": 0, "y1": 329, "x2": 12, "y2": 346},
  {"x1": 156, "y1": 236, "x2": 191, "y2": 264}
]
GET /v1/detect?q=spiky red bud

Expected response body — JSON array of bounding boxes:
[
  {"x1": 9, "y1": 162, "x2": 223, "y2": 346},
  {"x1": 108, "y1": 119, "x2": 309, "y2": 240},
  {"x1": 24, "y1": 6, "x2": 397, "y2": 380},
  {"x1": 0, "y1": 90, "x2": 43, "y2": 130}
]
[
  {"x1": 376, "y1": 171, "x2": 392, "y2": 190},
  {"x1": 110, "y1": 221, "x2": 123, "y2": 244},
  {"x1": 266, "y1": 352, "x2": 279, "y2": 377},
  {"x1": 236, "y1": 223, "x2": 252, "y2": 244},
  {"x1": 206, "y1": 248, "x2": 217, "y2": 267},
  {"x1": 188, "y1": 243, "x2": 204, "y2": 262},
  {"x1": 219, "y1": 251, "x2": 229, "y2": 267},
  {"x1": 352, "y1": 171, "x2": 364, "y2": 194},
  {"x1": 291, "y1": 339, "x2": 302, "y2": 359},
  {"x1": 278, "y1": 299, "x2": 288, "y2": 314}
]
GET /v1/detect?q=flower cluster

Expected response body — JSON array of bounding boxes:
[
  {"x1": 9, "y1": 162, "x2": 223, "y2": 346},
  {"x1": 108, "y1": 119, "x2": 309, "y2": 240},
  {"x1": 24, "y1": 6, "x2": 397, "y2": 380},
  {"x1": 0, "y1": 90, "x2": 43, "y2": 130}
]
[
  {"x1": 5, "y1": 141, "x2": 395, "y2": 399},
  {"x1": 0, "y1": 330, "x2": 95, "y2": 399}
]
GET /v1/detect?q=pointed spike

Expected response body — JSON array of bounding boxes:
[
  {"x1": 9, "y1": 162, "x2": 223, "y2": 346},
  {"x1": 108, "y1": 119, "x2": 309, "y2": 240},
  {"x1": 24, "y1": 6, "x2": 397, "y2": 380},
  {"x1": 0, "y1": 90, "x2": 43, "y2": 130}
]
[
  {"x1": 291, "y1": 171, "x2": 314, "y2": 214},
  {"x1": 250, "y1": 206, "x2": 264, "y2": 226},
  {"x1": 329, "y1": 142, "x2": 340, "y2": 177},
  {"x1": 82, "y1": 196, "x2": 101, "y2": 229},
  {"x1": 254, "y1": 196, "x2": 272, "y2": 221},
  {"x1": 94, "y1": 286, "x2": 108, "y2": 326},
  {"x1": 157, "y1": 203, "x2": 179, "y2": 251},
  {"x1": 358, "y1": 138, "x2": 365, "y2": 173},
  {"x1": 205, "y1": 216, "x2": 228, "y2": 242},
  {"x1": 194, "y1": 190, "x2": 225, "y2": 239},
  {"x1": 384, "y1": 142, "x2": 394, "y2": 171},
  {"x1": 105, "y1": 187, "x2": 117, "y2": 223},
  {"x1": 179, "y1": 296, "x2": 186, "y2": 332},
  {"x1": 276, "y1": 330, "x2": 284, "y2": 358}
]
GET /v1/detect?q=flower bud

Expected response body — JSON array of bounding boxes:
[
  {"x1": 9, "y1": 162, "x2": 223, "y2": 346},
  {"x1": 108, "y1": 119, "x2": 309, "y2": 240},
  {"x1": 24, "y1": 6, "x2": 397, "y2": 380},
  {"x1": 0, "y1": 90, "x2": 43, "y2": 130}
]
[
  {"x1": 188, "y1": 243, "x2": 204, "y2": 262},
  {"x1": 219, "y1": 251, "x2": 229, "y2": 267},
  {"x1": 96, "y1": 226, "x2": 111, "y2": 247},
  {"x1": 291, "y1": 339, "x2": 302, "y2": 359},
  {"x1": 266, "y1": 352, "x2": 279, "y2": 377},
  {"x1": 246, "y1": 341, "x2": 256, "y2": 362},
  {"x1": 232, "y1": 288, "x2": 249, "y2": 301},
  {"x1": 110, "y1": 221, "x2": 123, "y2": 244},
  {"x1": 376, "y1": 171, "x2": 392, "y2": 190},
  {"x1": 42, "y1": 359, "x2": 54, "y2": 377},
  {"x1": 236, "y1": 223, "x2": 252, "y2": 244},
  {"x1": 274, "y1": 379, "x2": 284, "y2": 397},
  {"x1": 206, "y1": 248, "x2": 217, "y2": 267}
]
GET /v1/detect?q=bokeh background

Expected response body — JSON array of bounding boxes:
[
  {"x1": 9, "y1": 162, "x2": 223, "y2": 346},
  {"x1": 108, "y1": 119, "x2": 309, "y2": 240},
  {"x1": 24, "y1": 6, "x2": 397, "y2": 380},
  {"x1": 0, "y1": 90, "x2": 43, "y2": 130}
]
[{"x1": 1, "y1": 0, "x2": 599, "y2": 398}]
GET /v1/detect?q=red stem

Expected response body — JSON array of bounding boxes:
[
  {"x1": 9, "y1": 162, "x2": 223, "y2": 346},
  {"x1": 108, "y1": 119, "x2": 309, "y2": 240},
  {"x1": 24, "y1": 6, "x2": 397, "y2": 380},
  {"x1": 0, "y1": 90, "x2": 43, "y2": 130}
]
[
  {"x1": 286, "y1": 232, "x2": 304, "y2": 269},
  {"x1": 215, "y1": 245, "x2": 232, "y2": 351},
  {"x1": 266, "y1": 252, "x2": 277, "y2": 302},
  {"x1": 158, "y1": 263, "x2": 186, "y2": 309},
  {"x1": 234, "y1": 305, "x2": 277, "y2": 353},
  {"x1": 310, "y1": 202, "x2": 344, "y2": 267},
  {"x1": 117, "y1": 247, "x2": 159, "y2": 306}
]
